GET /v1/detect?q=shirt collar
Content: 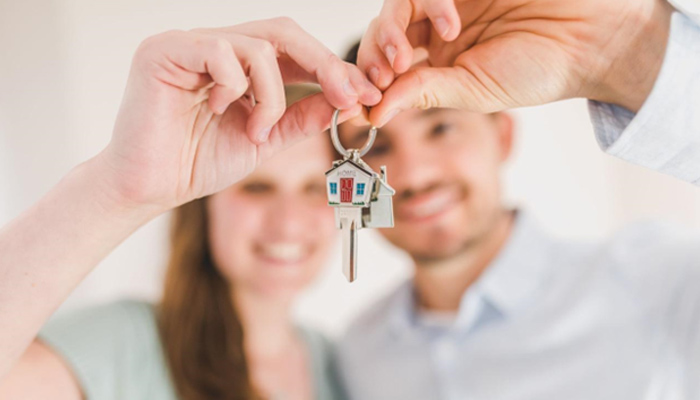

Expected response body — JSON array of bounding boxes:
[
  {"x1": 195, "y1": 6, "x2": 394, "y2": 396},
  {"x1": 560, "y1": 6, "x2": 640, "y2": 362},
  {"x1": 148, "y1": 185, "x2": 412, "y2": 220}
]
[
  {"x1": 386, "y1": 210, "x2": 557, "y2": 339},
  {"x1": 475, "y1": 210, "x2": 556, "y2": 316}
]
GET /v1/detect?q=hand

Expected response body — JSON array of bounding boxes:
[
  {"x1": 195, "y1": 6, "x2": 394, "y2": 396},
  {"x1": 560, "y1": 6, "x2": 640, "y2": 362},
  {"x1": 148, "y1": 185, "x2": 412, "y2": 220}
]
[
  {"x1": 358, "y1": 0, "x2": 674, "y2": 126},
  {"x1": 98, "y1": 18, "x2": 381, "y2": 212}
]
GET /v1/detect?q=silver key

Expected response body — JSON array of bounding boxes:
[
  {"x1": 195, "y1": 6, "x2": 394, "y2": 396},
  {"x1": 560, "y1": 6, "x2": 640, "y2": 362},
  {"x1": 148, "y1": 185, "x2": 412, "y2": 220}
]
[{"x1": 326, "y1": 109, "x2": 395, "y2": 282}]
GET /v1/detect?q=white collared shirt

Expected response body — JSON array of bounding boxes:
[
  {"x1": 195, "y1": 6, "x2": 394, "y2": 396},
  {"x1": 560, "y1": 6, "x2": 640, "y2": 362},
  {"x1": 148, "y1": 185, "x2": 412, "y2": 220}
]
[{"x1": 336, "y1": 212, "x2": 700, "y2": 400}]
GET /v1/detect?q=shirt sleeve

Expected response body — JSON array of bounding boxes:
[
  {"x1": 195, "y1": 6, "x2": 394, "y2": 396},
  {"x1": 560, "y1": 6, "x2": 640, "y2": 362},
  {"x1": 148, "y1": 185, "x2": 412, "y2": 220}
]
[
  {"x1": 588, "y1": 11, "x2": 700, "y2": 185},
  {"x1": 38, "y1": 300, "x2": 173, "y2": 400}
]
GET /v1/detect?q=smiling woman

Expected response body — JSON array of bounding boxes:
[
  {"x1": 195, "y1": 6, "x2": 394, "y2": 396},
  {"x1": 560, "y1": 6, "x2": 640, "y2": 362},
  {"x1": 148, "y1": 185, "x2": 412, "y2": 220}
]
[{"x1": 158, "y1": 85, "x2": 338, "y2": 399}]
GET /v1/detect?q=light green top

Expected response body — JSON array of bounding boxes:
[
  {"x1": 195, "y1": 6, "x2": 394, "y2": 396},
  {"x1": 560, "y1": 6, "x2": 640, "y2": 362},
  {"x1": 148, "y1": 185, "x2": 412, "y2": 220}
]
[{"x1": 39, "y1": 300, "x2": 346, "y2": 400}]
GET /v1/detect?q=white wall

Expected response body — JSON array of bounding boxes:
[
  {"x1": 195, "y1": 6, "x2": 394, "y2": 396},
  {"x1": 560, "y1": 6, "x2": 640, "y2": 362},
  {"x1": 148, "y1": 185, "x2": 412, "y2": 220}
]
[{"x1": 2, "y1": 0, "x2": 699, "y2": 337}]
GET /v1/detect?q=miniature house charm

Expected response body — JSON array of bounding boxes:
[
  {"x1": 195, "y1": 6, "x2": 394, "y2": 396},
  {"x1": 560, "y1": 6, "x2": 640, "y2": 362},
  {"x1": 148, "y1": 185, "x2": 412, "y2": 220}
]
[
  {"x1": 326, "y1": 157, "x2": 395, "y2": 228},
  {"x1": 326, "y1": 109, "x2": 395, "y2": 282}
]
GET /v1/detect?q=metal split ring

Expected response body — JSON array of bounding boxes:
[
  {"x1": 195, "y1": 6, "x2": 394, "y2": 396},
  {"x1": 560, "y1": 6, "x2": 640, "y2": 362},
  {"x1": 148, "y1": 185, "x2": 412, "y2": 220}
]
[{"x1": 330, "y1": 109, "x2": 377, "y2": 158}]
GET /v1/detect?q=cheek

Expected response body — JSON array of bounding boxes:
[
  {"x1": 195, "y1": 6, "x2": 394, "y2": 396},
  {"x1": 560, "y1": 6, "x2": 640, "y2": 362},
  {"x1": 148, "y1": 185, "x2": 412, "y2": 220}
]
[
  {"x1": 452, "y1": 135, "x2": 503, "y2": 191},
  {"x1": 309, "y1": 205, "x2": 337, "y2": 249},
  {"x1": 207, "y1": 196, "x2": 267, "y2": 277}
]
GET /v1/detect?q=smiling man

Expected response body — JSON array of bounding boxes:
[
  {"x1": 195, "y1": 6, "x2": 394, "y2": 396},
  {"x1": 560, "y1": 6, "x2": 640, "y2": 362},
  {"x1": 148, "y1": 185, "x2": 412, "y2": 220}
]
[
  {"x1": 334, "y1": 34, "x2": 700, "y2": 399},
  {"x1": 341, "y1": 106, "x2": 515, "y2": 303}
]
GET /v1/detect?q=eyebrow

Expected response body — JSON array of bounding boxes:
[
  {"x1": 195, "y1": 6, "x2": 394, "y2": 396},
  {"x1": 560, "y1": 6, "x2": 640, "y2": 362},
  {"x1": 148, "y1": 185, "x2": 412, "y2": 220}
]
[
  {"x1": 421, "y1": 108, "x2": 445, "y2": 117},
  {"x1": 345, "y1": 126, "x2": 384, "y2": 148},
  {"x1": 344, "y1": 108, "x2": 450, "y2": 145}
]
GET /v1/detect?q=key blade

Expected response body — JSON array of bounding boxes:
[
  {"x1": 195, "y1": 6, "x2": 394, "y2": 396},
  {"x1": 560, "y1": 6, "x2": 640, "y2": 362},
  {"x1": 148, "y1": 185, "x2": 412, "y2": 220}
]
[{"x1": 341, "y1": 217, "x2": 359, "y2": 282}]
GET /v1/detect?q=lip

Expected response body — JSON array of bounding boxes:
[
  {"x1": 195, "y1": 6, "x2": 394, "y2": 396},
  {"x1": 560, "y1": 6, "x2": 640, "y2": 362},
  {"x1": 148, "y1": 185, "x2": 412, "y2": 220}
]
[{"x1": 395, "y1": 186, "x2": 463, "y2": 224}]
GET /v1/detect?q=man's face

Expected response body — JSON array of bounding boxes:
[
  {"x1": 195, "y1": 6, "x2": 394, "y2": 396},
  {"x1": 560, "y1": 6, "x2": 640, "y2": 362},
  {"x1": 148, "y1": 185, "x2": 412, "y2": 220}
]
[{"x1": 339, "y1": 108, "x2": 513, "y2": 262}]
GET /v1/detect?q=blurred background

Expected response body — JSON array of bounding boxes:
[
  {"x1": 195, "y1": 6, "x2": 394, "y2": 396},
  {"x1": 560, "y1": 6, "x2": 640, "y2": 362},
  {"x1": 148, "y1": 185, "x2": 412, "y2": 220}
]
[{"x1": 1, "y1": 0, "x2": 699, "y2": 338}]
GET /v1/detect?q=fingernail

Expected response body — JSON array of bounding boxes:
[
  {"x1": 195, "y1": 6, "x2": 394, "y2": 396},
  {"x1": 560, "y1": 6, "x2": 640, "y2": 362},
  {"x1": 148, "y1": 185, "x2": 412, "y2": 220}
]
[
  {"x1": 384, "y1": 45, "x2": 397, "y2": 69},
  {"x1": 343, "y1": 80, "x2": 358, "y2": 97},
  {"x1": 368, "y1": 67, "x2": 380, "y2": 85},
  {"x1": 435, "y1": 17, "x2": 450, "y2": 38},
  {"x1": 379, "y1": 109, "x2": 400, "y2": 127},
  {"x1": 257, "y1": 127, "x2": 272, "y2": 143}
]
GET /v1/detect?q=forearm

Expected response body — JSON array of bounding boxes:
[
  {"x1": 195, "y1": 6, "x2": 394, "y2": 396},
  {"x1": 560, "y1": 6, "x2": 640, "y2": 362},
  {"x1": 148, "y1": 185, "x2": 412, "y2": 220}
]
[{"x1": 0, "y1": 155, "x2": 160, "y2": 377}]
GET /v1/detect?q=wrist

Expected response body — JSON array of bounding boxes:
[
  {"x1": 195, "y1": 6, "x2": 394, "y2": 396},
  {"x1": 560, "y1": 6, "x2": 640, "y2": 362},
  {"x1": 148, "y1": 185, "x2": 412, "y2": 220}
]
[
  {"x1": 590, "y1": 0, "x2": 674, "y2": 112},
  {"x1": 74, "y1": 155, "x2": 166, "y2": 226}
]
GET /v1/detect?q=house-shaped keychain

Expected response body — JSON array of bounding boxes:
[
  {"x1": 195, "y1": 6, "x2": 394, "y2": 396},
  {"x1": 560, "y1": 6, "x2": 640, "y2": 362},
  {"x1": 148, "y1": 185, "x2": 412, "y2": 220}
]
[
  {"x1": 326, "y1": 156, "x2": 394, "y2": 228},
  {"x1": 326, "y1": 154, "x2": 395, "y2": 281}
]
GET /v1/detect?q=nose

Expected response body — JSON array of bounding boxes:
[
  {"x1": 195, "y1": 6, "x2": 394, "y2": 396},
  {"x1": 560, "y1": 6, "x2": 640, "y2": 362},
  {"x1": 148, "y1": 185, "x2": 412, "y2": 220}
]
[
  {"x1": 263, "y1": 193, "x2": 315, "y2": 240},
  {"x1": 389, "y1": 140, "x2": 443, "y2": 197}
]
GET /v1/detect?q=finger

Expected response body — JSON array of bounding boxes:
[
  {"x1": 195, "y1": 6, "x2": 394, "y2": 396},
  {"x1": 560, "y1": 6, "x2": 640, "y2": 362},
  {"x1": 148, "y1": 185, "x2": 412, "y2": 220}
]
[
  {"x1": 347, "y1": 64, "x2": 382, "y2": 106},
  {"x1": 258, "y1": 93, "x2": 363, "y2": 161},
  {"x1": 277, "y1": 55, "x2": 316, "y2": 83},
  {"x1": 347, "y1": 106, "x2": 371, "y2": 127},
  {"x1": 418, "y1": 0, "x2": 462, "y2": 41},
  {"x1": 138, "y1": 31, "x2": 249, "y2": 112},
  {"x1": 372, "y1": 0, "x2": 418, "y2": 74},
  {"x1": 276, "y1": 56, "x2": 378, "y2": 106},
  {"x1": 368, "y1": 66, "x2": 506, "y2": 127},
  {"x1": 223, "y1": 18, "x2": 378, "y2": 109},
  {"x1": 231, "y1": 37, "x2": 287, "y2": 144},
  {"x1": 357, "y1": 33, "x2": 396, "y2": 90}
]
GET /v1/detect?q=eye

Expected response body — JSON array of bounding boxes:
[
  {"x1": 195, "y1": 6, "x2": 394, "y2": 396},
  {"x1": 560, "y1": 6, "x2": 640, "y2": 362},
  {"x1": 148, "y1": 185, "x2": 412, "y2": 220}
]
[
  {"x1": 305, "y1": 181, "x2": 327, "y2": 196},
  {"x1": 240, "y1": 181, "x2": 273, "y2": 194},
  {"x1": 365, "y1": 142, "x2": 391, "y2": 158},
  {"x1": 430, "y1": 122, "x2": 454, "y2": 138}
]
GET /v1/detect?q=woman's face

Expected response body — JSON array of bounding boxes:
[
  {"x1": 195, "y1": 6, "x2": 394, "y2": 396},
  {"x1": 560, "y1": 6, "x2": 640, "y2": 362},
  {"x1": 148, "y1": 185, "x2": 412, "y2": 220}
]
[{"x1": 207, "y1": 134, "x2": 336, "y2": 299}]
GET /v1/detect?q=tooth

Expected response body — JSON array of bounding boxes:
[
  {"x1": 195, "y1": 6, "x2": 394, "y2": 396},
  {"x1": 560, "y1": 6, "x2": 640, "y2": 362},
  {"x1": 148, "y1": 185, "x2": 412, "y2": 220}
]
[
  {"x1": 407, "y1": 191, "x2": 454, "y2": 218},
  {"x1": 262, "y1": 243, "x2": 305, "y2": 261}
]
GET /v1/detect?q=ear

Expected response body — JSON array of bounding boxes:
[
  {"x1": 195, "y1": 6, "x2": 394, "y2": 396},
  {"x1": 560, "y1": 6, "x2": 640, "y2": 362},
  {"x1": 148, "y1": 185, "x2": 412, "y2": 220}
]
[{"x1": 493, "y1": 112, "x2": 514, "y2": 163}]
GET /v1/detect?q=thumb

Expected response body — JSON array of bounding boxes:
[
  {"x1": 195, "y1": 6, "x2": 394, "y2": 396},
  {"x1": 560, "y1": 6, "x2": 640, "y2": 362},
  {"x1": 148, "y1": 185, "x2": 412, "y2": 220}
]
[
  {"x1": 258, "y1": 93, "x2": 362, "y2": 161},
  {"x1": 368, "y1": 66, "x2": 506, "y2": 127}
]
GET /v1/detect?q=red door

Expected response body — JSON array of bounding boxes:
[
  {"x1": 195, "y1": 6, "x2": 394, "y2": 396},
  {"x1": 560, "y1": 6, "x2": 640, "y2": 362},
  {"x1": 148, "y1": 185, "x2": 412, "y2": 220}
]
[{"x1": 340, "y1": 178, "x2": 354, "y2": 203}]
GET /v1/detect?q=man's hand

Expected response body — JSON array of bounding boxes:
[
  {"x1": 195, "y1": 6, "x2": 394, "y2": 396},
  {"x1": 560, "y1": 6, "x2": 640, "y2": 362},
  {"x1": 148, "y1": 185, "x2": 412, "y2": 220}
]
[
  {"x1": 358, "y1": 0, "x2": 674, "y2": 126},
  {"x1": 100, "y1": 18, "x2": 381, "y2": 212}
]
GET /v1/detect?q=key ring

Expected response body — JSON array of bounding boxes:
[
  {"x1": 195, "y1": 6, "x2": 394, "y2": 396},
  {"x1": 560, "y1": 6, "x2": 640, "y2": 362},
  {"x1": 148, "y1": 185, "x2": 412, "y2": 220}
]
[{"x1": 330, "y1": 109, "x2": 377, "y2": 158}]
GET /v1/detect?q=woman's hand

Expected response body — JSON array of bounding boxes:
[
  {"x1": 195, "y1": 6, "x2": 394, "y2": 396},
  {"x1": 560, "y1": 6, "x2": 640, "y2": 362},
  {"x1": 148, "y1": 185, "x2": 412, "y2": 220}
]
[
  {"x1": 99, "y1": 17, "x2": 381, "y2": 212},
  {"x1": 0, "y1": 18, "x2": 382, "y2": 379},
  {"x1": 357, "y1": 0, "x2": 673, "y2": 126}
]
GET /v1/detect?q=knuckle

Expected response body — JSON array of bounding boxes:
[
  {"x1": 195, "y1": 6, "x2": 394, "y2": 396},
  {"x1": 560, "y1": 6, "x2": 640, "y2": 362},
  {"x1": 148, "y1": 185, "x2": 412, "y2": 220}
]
[
  {"x1": 375, "y1": 20, "x2": 398, "y2": 41},
  {"x1": 188, "y1": 27, "x2": 208, "y2": 35},
  {"x1": 230, "y1": 75, "x2": 249, "y2": 94},
  {"x1": 321, "y1": 52, "x2": 345, "y2": 78},
  {"x1": 272, "y1": 16, "x2": 299, "y2": 31},
  {"x1": 259, "y1": 94, "x2": 287, "y2": 120},
  {"x1": 136, "y1": 30, "x2": 180, "y2": 56},
  {"x1": 412, "y1": 69, "x2": 440, "y2": 108},
  {"x1": 367, "y1": 16, "x2": 383, "y2": 33},
  {"x1": 270, "y1": 98, "x2": 287, "y2": 118},
  {"x1": 133, "y1": 30, "x2": 183, "y2": 69},
  {"x1": 209, "y1": 37, "x2": 231, "y2": 57},
  {"x1": 258, "y1": 40, "x2": 277, "y2": 59}
]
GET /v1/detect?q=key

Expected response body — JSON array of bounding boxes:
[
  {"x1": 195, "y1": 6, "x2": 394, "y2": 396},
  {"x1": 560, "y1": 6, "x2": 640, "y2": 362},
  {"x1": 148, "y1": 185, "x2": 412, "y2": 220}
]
[
  {"x1": 326, "y1": 110, "x2": 395, "y2": 282},
  {"x1": 338, "y1": 207, "x2": 361, "y2": 281}
]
